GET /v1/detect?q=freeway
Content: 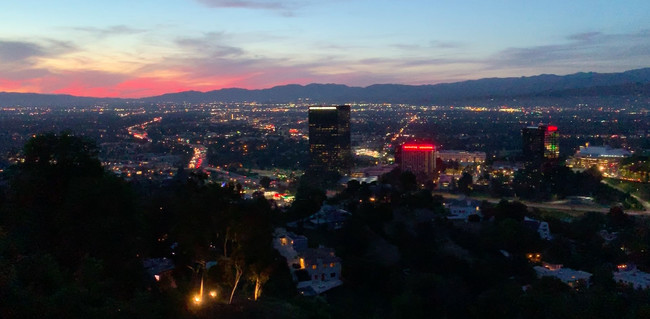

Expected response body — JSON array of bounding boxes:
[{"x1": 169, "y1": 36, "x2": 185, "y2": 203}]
[
  {"x1": 126, "y1": 116, "x2": 161, "y2": 142},
  {"x1": 432, "y1": 192, "x2": 648, "y2": 216},
  {"x1": 187, "y1": 144, "x2": 207, "y2": 169},
  {"x1": 203, "y1": 166, "x2": 260, "y2": 187}
]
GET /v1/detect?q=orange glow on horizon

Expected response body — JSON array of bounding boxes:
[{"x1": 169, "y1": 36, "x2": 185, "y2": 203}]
[
  {"x1": 51, "y1": 77, "x2": 198, "y2": 98},
  {"x1": 0, "y1": 73, "x2": 325, "y2": 98}
]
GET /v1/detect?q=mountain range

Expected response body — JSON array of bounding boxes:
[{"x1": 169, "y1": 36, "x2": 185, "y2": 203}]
[{"x1": 1, "y1": 68, "x2": 650, "y2": 107}]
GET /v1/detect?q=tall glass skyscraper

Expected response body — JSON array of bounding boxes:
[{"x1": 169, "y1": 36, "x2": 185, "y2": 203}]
[
  {"x1": 522, "y1": 124, "x2": 559, "y2": 164},
  {"x1": 308, "y1": 105, "x2": 351, "y2": 175}
]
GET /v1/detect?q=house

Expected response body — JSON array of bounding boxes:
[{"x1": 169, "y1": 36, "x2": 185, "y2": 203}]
[
  {"x1": 524, "y1": 217, "x2": 552, "y2": 240},
  {"x1": 444, "y1": 197, "x2": 482, "y2": 221},
  {"x1": 534, "y1": 263, "x2": 591, "y2": 288},
  {"x1": 614, "y1": 264, "x2": 650, "y2": 289},
  {"x1": 305, "y1": 205, "x2": 351, "y2": 230},
  {"x1": 273, "y1": 228, "x2": 343, "y2": 295},
  {"x1": 295, "y1": 246, "x2": 343, "y2": 295},
  {"x1": 277, "y1": 231, "x2": 308, "y2": 252},
  {"x1": 273, "y1": 228, "x2": 308, "y2": 266}
]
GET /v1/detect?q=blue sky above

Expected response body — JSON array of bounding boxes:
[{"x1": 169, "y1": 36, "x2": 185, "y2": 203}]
[{"x1": 0, "y1": 0, "x2": 648, "y2": 97}]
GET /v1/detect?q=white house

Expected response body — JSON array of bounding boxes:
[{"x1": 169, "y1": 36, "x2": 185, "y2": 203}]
[
  {"x1": 273, "y1": 228, "x2": 308, "y2": 266},
  {"x1": 614, "y1": 264, "x2": 650, "y2": 289},
  {"x1": 273, "y1": 229, "x2": 343, "y2": 295},
  {"x1": 534, "y1": 263, "x2": 591, "y2": 288},
  {"x1": 445, "y1": 198, "x2": 482, "y2": 221},
  {"x1": 294, "y1": 247, "x2": 343, "y2": 295}
]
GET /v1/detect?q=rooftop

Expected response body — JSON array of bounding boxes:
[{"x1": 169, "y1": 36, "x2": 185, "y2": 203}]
[
  {"x1": 445, "y1": 197, "x2": 482, "y2": 207},
  {"x1": 576, "y1": 145, "x2": 632, "y2": 158},
  {"x1": 301, "y1": 247, "x2": 341, "y2": 264},
  {"x1": 534, "y1": 265, "x2": 592, "y2": 284},
  {"x1": 614, "y1": 268, "x2": 650, "y2": 289}
]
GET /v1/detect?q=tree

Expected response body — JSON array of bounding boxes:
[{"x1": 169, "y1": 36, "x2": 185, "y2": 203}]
[
  {"x1": 399, "y1": 171, "x2": 417, "y2": 192},
  {"x1": 608, "y1": 206, "x2": 630, "y2": 229},
  {"x1": 228, "y1": 257, "x2": 244, "y2": 304},
  {"x1": 4, "y1": 133, "x2": 143, "y2": 270},
  {"x1": 260, "y1": 176, "x2": 272, "y2": 189},
  {"x1": 492, "y1": 200, "x2": 528, "y2": 222},
  {"x1": 489, "y1": 172, "x2": 512, "y2": 198},
  {"x1": 22, "y1": 132, "x2": 103, "y2": 178},
  {"x1": 457, "y1": 172, "x2": 473, "y2": 196},
  {"x1": 0, "y1": 133, "x2": 166, "y2": 318},
  {"x1": 286, "y1": 184, "x2": 325, "y2": 221},
  {"x1": 249, "y1": 264, "x2": 271, "y2": 301}
]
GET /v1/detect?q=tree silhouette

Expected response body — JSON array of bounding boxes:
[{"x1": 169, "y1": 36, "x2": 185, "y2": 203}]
[
  {"x1": 260, "y1": 176, "x2": 272, "y2": 189},
  {"x1": 0, "y1": 133, "x2": 162, "y2": 318},
  {"x1": 457, "y1": 172, "x2": 473, "y2": 196}
]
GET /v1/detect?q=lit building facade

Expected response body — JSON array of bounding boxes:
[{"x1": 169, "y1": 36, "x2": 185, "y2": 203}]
[
  {"x1": 522, "y1": 124, "x2": 559, "y2": 163},
  {"x1": 399, "y1": 143, "x2": 436, "y2": 176},
  {"x1": 308, "y1": 105, "x2": 351, "y2": 175},
  {"x1": 567, "y1": 144, "x2": 632, "y2": 177},
  {"x1": 437, "y1": 150, "x2": 486, "y2": 165}
]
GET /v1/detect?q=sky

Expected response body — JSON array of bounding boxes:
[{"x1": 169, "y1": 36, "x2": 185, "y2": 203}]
[{"x1": 0, "y1": 0, "x2": 649, "y2": 98}]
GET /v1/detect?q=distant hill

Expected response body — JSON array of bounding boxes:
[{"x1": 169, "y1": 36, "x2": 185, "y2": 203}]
[
  {"x1": 534, "y1": 82, "x2": 650, "y2": 98},
  {"x1": 143, "y1": 68, "x2": 650, "y2": 104},
  {"x1": 1, "y1": 68, "x2": 650, "y2": 106},
  {"x1": 0, "y1": 92, "x2": 126, "y2": 107}
]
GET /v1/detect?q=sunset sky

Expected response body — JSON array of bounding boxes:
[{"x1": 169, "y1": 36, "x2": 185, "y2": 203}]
[{"x1": 1, "y1": 0, "x2": 649, "y2": 98}]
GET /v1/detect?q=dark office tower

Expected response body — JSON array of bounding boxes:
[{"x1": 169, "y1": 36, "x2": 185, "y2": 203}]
[
  {"x1": 522, "y1": 124, "x2": 559, "y2": 163},
  {"x1": 308, "y1": 105, "x2": 351, "y2": 175}
]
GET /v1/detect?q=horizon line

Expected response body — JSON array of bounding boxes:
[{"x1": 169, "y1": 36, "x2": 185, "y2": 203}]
[{"x1": 1, "y1": 67, "x2": 648, "y2": 100}]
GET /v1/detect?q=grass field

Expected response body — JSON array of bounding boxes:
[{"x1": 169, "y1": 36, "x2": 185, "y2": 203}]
[
  {"x1": 604, "y1": 178, "x2": 650, "y2": 202},
  {"x1": 529, "y1": 207, "x2": 584, "y2": 221}
]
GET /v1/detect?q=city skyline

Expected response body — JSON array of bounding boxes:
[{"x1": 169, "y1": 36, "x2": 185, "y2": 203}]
[{"x1": 1, "y1": 1, "x2": 649, "y2": 98}]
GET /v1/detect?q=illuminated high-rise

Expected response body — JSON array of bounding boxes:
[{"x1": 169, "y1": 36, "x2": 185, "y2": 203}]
[
  {"x1": 522, "y1": 124, "x2": 559, "y2": 163},
  {"x1": 308, "y1": 105, "x2": 351, "y2": 175},
  {"x1": 399, "y1": 143, "x2": 436, "y2": 176}
]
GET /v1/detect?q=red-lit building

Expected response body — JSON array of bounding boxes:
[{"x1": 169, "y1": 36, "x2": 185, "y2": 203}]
[{"x1": 399, "y1": 143, "x2": 437, "y2": 176}]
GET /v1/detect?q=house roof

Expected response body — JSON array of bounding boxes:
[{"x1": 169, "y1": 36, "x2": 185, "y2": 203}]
[
  {"x1": 445, "y1": 198, "x2": 481, "y2": 208},
  {"x1": 534, "y1": 265, "x2": 592, "y2": 283},
  {"x1": 576, "y1": 146, "x2": 631, "y2": 158},
  {"x1": 614, "y1": 269, "x2": 650, "y2": 289},
  {"x1": 309, "y1": 205, "x2": 351, "y2": 224},
  {"x1": 523, "y1": 216, "x2": 542, "y2": 229},
  {"x1": 301, "y1": 247, "x2": 341, "y2": 264}
]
